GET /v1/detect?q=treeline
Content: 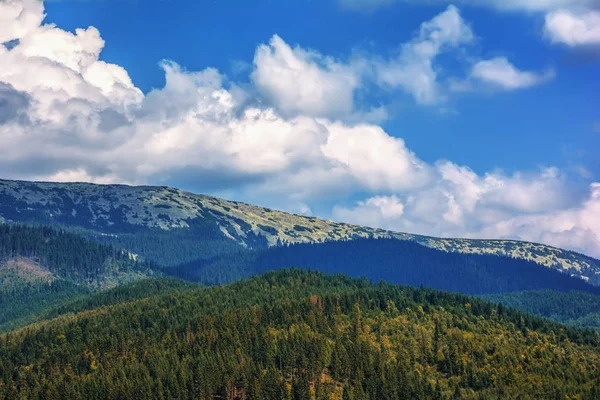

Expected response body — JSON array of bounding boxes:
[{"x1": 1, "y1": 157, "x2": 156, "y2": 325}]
[
  {"x1": 484, "y1": 289, "x2": 600, "y2": 331},
  {"x1": 94, "y1": 228, "x2": 244, "y2": 267},
  {"x1": 0, "y1": 280, "x2": 86, "y2": 333},
  {"x1": 167, "y1": 238, "x2": 599, "y2": 295},
  {"x1": 0, "y1": 279, "x2": 196, "y2": 333},
  {"x1": 0, "y1": 224, "x2": 148, "y2": 285},
  {"x1": 0, "y1": 224, "x2": 158, "y2": 332},
  {"x1": 40, "y1": 278, "x2": 198, "y2": 322},
  {"x1": 1, "y1": 270, "x2": 599, "y2": 399}
]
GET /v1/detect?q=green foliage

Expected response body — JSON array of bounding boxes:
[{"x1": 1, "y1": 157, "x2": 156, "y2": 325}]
[
  {"x1": 0, "y1": 224, "x2": 151, "y2": 286},
  {"x1": 483, "y1": 289, "x2": 600, "y2": 331},
  {"x1": 1, "y1": 270, "x2": 599, "y2": 399},
  {"x1": 167, "y1": 238, "x2": 600, "y2": 296},
  {"x1": 92, "y1": 220, "x2": 247, "y2": 267},
  {"x1": 0, "y1": 224, "x2": 160, "y2": 332},
  {"x1": 0, "y1": 281, "x2": 87, "y2": 333},
  {"x1": 2, "y1": 177, "x2": 599, "y2": 284}
]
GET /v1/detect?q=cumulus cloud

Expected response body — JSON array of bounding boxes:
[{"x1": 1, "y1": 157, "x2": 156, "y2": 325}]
[
  {"x1": 333, "y1": 165, "x2": 600, "y2": 257},
  {"x1": 452, "y1": 57, "x2": 555, "y2": 91},
  {"x1": 335, "y1": 182, "x2": 600, "y2": 258},
  {"x1": 479, "y1": 183, "x2": 600, "y2": 258},
  {"x1": 252, "y1": 35, "x2": 361, "y2": 118},
  {"x1": 257, "y1": 8, "x2": 540, "y2": 110},
  {"x1": 374, "y1": 5, "x2": 474, "y2": 104},
  {"x1": 545, "y1": 10, "x2": 600, "y2": 46},
  {"x1": 0, "y1": 0, "x2": 599, "y2": 258},
  {"x1": 0, "y1": 0, "x2": 44, "y2": 44},
  {"x1": 470, "y1": 58, "x2": 555, "y2": 89}
]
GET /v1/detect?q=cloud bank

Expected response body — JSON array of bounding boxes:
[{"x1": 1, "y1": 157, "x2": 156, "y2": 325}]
[{"x1": 0, "y1": 0, "x2": 598, "y2": 258}]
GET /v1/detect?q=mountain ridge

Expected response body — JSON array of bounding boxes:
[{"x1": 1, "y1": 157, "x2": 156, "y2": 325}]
[{"x1": 1, "y1": 177, "x2": 599, "y2": 284}]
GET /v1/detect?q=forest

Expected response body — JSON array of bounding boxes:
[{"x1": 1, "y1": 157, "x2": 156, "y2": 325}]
[
  {"x1": 1, "y1": 270, "x2": 599, "y2": 399},
  {"x1": 4, "y1": 224, "x2": 600, "y2": 335},
  {"x1": 0, "y1": 224, "x2": 150, "y2": 286},
  {"x1": 483, "y1": 290, "x2": 600, "y2": 331},
  {"x1": 0, "y1": 224, "x2": 155, "y2": 332},
  {"x1": 165, "y1": 238, "x2": 600, "y2": 295}
]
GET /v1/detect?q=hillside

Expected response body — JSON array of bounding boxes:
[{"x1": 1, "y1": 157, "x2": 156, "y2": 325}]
[
  {"x1": 1, "y1": 178, "x2": 599, "y2": 284},
  {"x1": 0, "y1": 224, "x2": 157, "y2": 332},
  {"x1": 1, "y1": 270, "x2": 599, "y2": 399},
  {"x1": 0, "y1": 224, "x2": 155, "y2": 289},
  {"x1": 483, "y1": 290, "x2": 600, "y2": 331},
  {"x1": 166, "y1": 238, "x2": 600, "y2": 296}
]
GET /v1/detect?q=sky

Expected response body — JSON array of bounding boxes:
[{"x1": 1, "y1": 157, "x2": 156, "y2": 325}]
[{"x1": 0, "y1": 0, "x2": 599, "y2": 257}]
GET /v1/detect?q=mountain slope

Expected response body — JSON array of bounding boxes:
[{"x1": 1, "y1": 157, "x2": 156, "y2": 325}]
[
  {"x1": 483, "y1": 290, "x2": 600, "y2": 331},
  {"x1": 1, "y1": 178, "x2": 599, "y2": 284},
  {"x1": 0, "y1": 224, "x2": 157, "y2": 332},
  {"x1": 166, "y1": 238, "x2": 600, "y2": 296},
  {"x1": 1, "y1": 270, "x2": 599, "y2": 399}
]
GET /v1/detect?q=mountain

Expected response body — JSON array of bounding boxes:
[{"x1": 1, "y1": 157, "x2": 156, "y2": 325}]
[
  {"x1": 1, "y1": 178, "x2": 599, "y2": 285},
  {"x1": 3, "y1": 224, "x2": 599, "y2": 333},
  {"x1": 482, "y1": 290, "x2": 600, "y2": 331},
  {"x1": 1, "y1": 270, "x2": 598, "y2": 399},
  {"x1": 0, "y1": 224, "x2": 156, "y2": 332},
  {"x1": 165, "y1": 238, "x2": 600, "y2": 296}
]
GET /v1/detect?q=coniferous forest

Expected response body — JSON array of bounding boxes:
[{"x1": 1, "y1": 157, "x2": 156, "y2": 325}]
[
  {"x1": 1, "y1": 224, "x2": 600, "y2": 399},
  {"x1": 1, "y1": 0, "x2": 599, "y2": 394},
  {"x1": 0, "y1": 225, "x2": 155, "y2": 332},
  {"x1": 1, "y1": 270, "x2": 600, "y2": 399},
  {"x1": 165, "y1": 238, "x2": 600, "y2": 295}
]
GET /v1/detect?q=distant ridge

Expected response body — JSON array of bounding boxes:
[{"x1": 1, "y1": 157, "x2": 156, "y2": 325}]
[{"x1": 1, "y1": 177, "x2": 599, "y2": 285}]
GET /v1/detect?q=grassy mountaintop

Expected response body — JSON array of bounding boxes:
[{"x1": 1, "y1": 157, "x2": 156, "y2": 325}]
[{"x1": 1, "y1": 178, "x2": 599, "y2": 284}]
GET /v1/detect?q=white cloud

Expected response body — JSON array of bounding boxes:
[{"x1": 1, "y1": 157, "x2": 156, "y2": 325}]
[
  {"x1": 41, "y1": 168, "x2": 126, "y2": 185},
  {"x1": 333, "y1": 195, "x2": 405, "y2": 229},
  {"x1": 465, "y1": 57, "x2": 555, "y2": 90},
  {"x1": 479, "y1": 183, "x2": 600, "y2": 257},
  {"x1": 374, "y1": 5, "x2": 474, "y2": 104},
  {"x1": 0, "y1": 0, "x2": 599, "y2": 259},
  {"x1": 339, "y1": 0, "x2": 596, "y2": 13},
  {"x1": 252, "y1": 35, "x2": 360, "y2": 118},
  {"x1": 321, "y1": 122, "x2": 433, "y2": 191},
  {"x1": 334, "y1": 163, "x2": 584, "y2": 248},
  {"x1": 335, "y1": 182, "x2": 600, "y2": 258},
  {"x1": 339, "y1": 0, "x2": 600, "y2": 51},
  {"x1": 0, "y1": 0, "x2": 44, "y2": 44},
  {"x1": 545, "y1": 10, "x2": 600, "y2": 46},
  {"x1": 257, "y1": 7, "x2": 541, "y2": 111}
]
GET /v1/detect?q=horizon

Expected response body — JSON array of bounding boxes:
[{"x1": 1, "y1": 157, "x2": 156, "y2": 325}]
[
  {"x1": 1, "y1": 176, "x2": 599, "y2": 261},
  {"x1": 0, "y1": 0, "x2": 599, "y2": 258}
]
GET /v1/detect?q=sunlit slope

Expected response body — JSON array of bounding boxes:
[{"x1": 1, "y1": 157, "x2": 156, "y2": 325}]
[
  {"x1": 1, "y1": 270, "x2": 599, "y2": 399},
  {"x1": 1, "y1": 178, "x2": 598, "y2": 284}
]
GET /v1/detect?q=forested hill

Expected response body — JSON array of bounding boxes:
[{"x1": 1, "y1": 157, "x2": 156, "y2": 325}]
[
  {"x1": 0, "y1": 224, "x2": 157, "y2": 332},
  {"x1": 1, "y1": 270, "x2": 599, "y2": 399},
  {"x1": 0, "y1": 224, "x2": 154, "y2": 289},
  {"x1": 166, "y1": 238, "x2": 600, "y2": 295},
  {"x1": 1, "y1": 178, "x2": 599, "y2": 284},
  {"x1": 483, "y1": 290, "x2": 600, "y2": 331}
]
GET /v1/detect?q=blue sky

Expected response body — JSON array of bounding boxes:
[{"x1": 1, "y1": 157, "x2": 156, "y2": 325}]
[
  {"x1": 1, "y1": 0, "x2": 600, "y2": 257},
  {"x1": 43, "y1": 0, "x2": 599, "y2": 176}
]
